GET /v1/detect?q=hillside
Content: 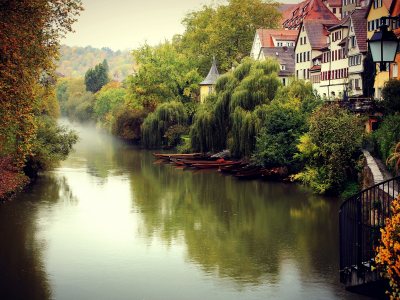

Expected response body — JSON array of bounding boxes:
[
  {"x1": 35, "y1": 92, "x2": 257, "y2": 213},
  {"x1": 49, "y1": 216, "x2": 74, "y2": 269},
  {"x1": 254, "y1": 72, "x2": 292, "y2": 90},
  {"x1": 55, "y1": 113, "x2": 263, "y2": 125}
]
[{"x1": 56, "y1": 44, "x2": 136, "y2": 80}]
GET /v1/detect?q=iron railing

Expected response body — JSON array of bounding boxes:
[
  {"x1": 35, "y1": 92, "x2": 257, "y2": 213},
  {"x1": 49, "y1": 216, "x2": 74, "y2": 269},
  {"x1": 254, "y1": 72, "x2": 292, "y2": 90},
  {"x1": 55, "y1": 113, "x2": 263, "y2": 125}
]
[
  {"x1": 340, "y1": 175, "x2": 400, "y2": 286},
  {"x1": 325, "y1": 98, "x2": 375, "y2": 113}
]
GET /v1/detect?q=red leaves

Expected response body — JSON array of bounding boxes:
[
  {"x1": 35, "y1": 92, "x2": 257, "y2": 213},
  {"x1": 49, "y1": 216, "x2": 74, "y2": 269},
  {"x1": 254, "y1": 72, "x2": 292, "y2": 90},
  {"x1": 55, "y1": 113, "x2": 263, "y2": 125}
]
[{"x1": 0, "y1": 156, "x2": 29, "y2": 201}]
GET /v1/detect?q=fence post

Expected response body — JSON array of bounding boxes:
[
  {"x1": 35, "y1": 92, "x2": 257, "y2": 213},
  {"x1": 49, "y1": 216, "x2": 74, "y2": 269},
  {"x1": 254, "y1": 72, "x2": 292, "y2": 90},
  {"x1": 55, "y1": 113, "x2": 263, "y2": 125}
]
[{"x1": 357, "y1": 195, "x2": 362, "y2": 270}]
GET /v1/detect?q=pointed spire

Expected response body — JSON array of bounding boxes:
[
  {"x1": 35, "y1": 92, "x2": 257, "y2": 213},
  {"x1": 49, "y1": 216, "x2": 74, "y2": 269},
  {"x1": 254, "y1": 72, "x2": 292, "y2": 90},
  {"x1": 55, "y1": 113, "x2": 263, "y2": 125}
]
[{"x1": 200, "y1": 56, "x2": 221, "y2": 85}]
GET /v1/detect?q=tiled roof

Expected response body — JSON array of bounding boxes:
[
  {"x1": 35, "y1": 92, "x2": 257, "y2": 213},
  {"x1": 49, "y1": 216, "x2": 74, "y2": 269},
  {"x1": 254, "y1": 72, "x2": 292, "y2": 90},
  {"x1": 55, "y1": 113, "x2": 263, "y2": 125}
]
[
  {"x1": 338, "y1": 38, "x2": 347, "y2": 46},
  {"x1": 200, "y1": 57, "x2": 220, "y2": 85},
  {"x1": 302, "y1": 19, "x2": 337, "y2": 49},
  {"x1": 256, "y1": 29, "x2": 299, "y2": 47},
  {"x1": 328, "y1": 13, "x2": 351, "y2": 31},
  {"x1": 327, "y1": 0, "x2": 341, "y2": 6},
  {"x1": 260, "y1": 47, "x2": 295, "y2": 76},
  {"x1": 281, "y1": 0, "x2": 338, "y2": 30},
  {"x1": 310, "y1": 65, "x2": 322, "y2": 71},
  {"x1": 351, "y1": 9, "x2": 367, "y2": 52}
]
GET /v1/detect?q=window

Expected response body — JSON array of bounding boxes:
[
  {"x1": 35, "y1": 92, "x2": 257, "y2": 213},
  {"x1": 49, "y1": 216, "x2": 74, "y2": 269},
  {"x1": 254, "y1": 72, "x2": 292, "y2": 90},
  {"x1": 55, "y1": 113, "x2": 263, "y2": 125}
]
[
  {"x1": 281, "y1": 64, "x2": 286, "y2": 70},
  {"x1": 393, "y1": 64, "x2": 398, "y2": 77},
  {"x1": 304, "y1": 36, "x2": 307, "y2": 44},
  {"x1": 333, "y1": 8, "x2": 336, "y2": 13},
  {"x1": 355, "y1": 78, "x2": 360, "y2": 89},
  {"x1": 208, "y1": 86, "x2": 213, "y2": 93},
  {"x1": 282, "y1": 78, "x2": 286, "y2": 86},
  {"x1": 307, "y1": 51, "x2": 310, "y2": 61}
]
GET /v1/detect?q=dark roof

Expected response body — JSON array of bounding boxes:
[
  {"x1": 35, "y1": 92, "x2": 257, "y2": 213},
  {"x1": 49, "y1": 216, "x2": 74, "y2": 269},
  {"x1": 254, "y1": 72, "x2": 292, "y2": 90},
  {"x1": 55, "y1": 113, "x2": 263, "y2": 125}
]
[
  {"x1": 338, "y1": 38, "x2": 347, "y2": 46},
  {"x1": 281, "y1": 0, "x2": 338, "y2": 30},
  {"x1": 301, "y1": 19, "x2": 337, "y2": 50},
  {"x1": 328, "y1": 13, "x2": 351, "y2": 31},
  {"x1": 350, "y1": 9, "x2": 367, "y2": 52},
  {"x1": 260, "y1": 47, "x2": 295, "y2": 76},
  {"x1": 200, "y1": 57, "x2": 220, "y2": 85}
]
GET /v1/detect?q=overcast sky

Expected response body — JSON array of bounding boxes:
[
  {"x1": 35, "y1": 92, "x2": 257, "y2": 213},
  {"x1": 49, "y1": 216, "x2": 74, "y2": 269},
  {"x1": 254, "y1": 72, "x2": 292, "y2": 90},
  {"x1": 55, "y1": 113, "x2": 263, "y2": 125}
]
[{"x1": 62, "y1": 0, "x2": 299, "y2": 52}]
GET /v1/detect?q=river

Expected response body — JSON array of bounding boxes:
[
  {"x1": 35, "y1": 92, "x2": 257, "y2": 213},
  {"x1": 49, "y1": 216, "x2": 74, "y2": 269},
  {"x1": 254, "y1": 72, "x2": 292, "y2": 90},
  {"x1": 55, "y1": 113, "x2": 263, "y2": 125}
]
[{"x1": 0, "y1": 121, "x2": 374, "y2": 300}]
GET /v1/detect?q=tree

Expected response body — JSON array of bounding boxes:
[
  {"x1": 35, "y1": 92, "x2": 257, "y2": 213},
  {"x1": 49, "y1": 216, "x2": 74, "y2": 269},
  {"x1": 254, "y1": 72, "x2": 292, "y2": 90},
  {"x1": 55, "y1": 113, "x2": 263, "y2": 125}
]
[
  {"x1": 190, "y1": 57, "x2": 281, "y2": 157},
  {"x1": 251, "y1": 80, "x2": 322, "y2": 170},
  {"x1": 126, "y1": 41, "x2": 202, "y2": 112},
  {"x1": 84, "y1": 61, "x2": 110, "y2": 93},
  {"x1": 382, "y1": 79, "x2": 400, "y2": 113},
  {"x1": 0, "y1": 0, "x2": 83, "y2": 168},
  {"x1": 180, "y1": 0, "x2": 282, "y2": 75},
  {"x1": 293, "y1": 105, "x2": 365, "y2": 194},
  {"x1": 362, "y1": 50, "x2": 376, "y2": 98},
  {"x1": 141, "y1": 101, "x2": 188, "y2": 148}
]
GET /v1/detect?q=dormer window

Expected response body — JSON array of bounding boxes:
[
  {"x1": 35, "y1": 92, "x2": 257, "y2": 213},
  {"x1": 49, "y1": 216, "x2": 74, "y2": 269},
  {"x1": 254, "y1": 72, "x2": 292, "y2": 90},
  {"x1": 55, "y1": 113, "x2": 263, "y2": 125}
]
[
  {"x1": 281, "y1": 65, "x2": 286, "y2": 70},
  {"x1": 303, "y1": 4, "x2": 308, "y2": 12},
  {"x1": 293, "y1": 9, "x2": 298, "y2": 16}
]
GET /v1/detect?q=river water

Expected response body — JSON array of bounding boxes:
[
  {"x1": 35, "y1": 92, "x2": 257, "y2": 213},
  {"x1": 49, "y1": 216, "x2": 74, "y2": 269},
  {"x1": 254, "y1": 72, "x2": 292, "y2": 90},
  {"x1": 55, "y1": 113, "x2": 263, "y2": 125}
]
[{"x1": 0, "y1": 121, "x2": 373, "y2": 300}]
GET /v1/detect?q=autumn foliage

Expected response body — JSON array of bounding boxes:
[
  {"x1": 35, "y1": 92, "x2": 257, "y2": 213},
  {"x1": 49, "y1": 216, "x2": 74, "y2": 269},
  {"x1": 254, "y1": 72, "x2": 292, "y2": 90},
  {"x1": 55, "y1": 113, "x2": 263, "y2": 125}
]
[
  {"x1": 0, "y1": 156, "x2": 29, "y2": 200},
  {"x1": 0, "y1": 0, "x2": 83, "y2": 198},
  {"x1": 375, "y1": 196, "x2": 400, "y2": 300}
]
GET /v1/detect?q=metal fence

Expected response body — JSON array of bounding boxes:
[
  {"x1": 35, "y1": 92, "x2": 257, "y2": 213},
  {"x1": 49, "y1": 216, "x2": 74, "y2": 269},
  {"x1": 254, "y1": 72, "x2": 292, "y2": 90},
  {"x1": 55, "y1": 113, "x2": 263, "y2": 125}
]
[{"x1": 339, "y1": 176, "x2": 400, "y2": 286}]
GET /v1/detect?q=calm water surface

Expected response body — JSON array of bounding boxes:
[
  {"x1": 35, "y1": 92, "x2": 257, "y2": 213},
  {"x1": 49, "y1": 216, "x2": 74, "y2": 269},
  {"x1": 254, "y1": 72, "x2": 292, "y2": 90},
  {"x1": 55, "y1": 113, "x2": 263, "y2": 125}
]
[{"x1": 0, "y1": 121, "x2": 374, "y2": 300}]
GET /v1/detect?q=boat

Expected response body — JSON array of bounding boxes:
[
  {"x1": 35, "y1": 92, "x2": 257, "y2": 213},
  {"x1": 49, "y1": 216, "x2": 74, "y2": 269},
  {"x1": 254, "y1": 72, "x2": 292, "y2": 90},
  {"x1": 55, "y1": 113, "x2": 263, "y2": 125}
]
[
  {"x1": 152, "y1": 153, "x2": 205, "y2": 159},
  {"x1": 219, "y1": 163, "x2": 251, "y2": 173},
  {"x1": 179, "y1": 158, "x2": 226, "y2": 166},
  {"x1": 192, "y1": 161, "x2": 238, "y2": 169},
  {"x1": 234, "y1": 168, "x2": 265, "y2": 179}
]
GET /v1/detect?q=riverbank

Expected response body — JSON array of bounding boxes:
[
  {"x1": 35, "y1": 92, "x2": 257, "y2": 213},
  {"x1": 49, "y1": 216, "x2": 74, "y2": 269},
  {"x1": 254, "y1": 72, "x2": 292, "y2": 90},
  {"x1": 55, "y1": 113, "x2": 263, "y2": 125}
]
[{"x1": 0, "y1": 156, "x2": 31, "y2": 202}]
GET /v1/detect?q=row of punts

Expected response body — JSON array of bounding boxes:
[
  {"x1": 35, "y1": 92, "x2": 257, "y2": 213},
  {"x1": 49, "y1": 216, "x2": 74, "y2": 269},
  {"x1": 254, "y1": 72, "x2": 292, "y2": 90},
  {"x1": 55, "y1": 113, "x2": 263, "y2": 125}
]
[{"x1": 152, "y1": 152, "x2": 282, "y2": 180}]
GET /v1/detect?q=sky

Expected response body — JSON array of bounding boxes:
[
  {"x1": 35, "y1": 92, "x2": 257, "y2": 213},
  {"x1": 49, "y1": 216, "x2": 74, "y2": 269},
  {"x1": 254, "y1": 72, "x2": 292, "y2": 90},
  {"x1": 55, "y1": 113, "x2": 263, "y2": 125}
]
[{"x1": 62, "y1": 0, "x2": 299, "y2": 52}]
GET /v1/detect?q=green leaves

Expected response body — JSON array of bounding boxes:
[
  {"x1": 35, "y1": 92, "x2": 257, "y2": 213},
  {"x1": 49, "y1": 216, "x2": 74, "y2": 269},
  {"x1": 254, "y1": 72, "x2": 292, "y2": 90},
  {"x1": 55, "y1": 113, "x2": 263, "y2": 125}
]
[{"x1": 293, "y1": 105, "x2": 365, "y2": 194}]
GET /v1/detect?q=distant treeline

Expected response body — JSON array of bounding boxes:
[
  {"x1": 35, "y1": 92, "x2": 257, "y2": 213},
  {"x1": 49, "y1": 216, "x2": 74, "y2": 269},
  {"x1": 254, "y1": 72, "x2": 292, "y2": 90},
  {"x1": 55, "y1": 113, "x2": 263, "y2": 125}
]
[{"x1": 56, "y1": 45, "x2": 135, "y2": 78}]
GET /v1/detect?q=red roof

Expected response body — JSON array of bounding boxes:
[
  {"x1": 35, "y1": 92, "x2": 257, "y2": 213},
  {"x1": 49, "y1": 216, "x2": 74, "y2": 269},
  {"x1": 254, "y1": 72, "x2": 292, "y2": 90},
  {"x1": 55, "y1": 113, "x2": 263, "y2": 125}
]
[
  {"x1": 281, "y1": 0, "x2": 338, "y2": 30},
  {"x1": 310, "y1": 65, "x2": 322, "y2": 71},
  {"x1": 256, "y1": 29, "x2": 299, "y2": 47},
  {"x1": 327, "y1": 0, "x2": 341, "y2": 6}
]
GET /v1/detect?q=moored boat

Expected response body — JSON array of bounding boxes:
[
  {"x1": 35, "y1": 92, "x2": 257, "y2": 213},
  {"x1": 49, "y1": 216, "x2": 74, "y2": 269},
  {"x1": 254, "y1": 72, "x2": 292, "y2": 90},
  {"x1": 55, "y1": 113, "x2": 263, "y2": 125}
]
[{"x1": 192, "y1": 161, "x2": 238, "y2": 169}]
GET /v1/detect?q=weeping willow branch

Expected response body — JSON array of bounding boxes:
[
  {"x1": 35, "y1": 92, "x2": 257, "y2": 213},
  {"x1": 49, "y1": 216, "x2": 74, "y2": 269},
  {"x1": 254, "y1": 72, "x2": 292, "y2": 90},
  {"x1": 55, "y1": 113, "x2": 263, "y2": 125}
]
[
  {"x1": 190, "y1": 57, "x2": 281, "y2": 156},
  {"x1": 141, "y1": 101, "x2": 188, "y2": 148}
]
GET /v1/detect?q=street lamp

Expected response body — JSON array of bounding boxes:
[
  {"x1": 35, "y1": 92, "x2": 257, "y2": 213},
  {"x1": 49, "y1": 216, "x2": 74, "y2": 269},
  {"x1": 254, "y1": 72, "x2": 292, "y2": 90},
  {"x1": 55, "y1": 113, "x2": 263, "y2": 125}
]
[{"x1": 367, "y1": 21, "x2": 399, "y2": 72}]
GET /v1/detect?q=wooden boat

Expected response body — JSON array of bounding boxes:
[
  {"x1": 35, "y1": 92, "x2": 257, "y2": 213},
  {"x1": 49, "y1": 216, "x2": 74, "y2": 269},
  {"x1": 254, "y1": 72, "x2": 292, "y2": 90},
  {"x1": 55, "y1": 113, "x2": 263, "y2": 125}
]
[
  {"x1": 219, "y1": 163, "x2": 249, "y2": 173},
  {"x1": 192, "y1": 161, "x2": 238, "y2": 169},
  {"x1": 261, "y1": 169, "x2": 280, "y2": 180},
  {"x1": 153, "y1": 153, "x2": 204, "y2": 159},
  {"x1": 170, "y1": 158, "x2": 187, "y2": 165},
  {"x1": 234, "y1": 168, "x2": 265, "y2": 179},
  {"x1": 179, "y1": 158, "x2": 225, "y2": 166}
]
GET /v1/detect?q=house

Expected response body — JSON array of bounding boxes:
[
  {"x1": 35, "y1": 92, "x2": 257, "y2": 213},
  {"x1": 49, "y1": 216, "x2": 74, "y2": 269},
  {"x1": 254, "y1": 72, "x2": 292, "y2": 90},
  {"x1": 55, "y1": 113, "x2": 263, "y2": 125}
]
[
  {"x1": 366, "y1": 0, "x2": 393, "y2": 99},
  {"x1": 341, "y1": 0, "x2": 370, "y2": 18},
  {"x1": 319, "y1": 15, "x2": 351, "y2": 98},
  {"x1": 310, "y1": 54, "x2": 322, "y2": 91},
  {"x1": 249, "y1": 29, "x2": 298, "y2": 59},
  {"x1": 294, "y1": 19, "x2": 337, "y2": 86},
  {"x1": 281, "y1": 0, "x2": 338, "y2": 30},
  {"x1": 345, "y1": 9, "x2": 368, "y2": 96},
  {"x1": 199, "y1": 57, "x2": 220, "y2": 103},
  {"x1": 258, "y1": 47, "x2": 296, "y2": 86},
  {"x1": 322, "y1": 0, "x2": 343, "y2": 19},
  {"x1": 389, "y1": 0, "x2": 400, "y2": 79}
]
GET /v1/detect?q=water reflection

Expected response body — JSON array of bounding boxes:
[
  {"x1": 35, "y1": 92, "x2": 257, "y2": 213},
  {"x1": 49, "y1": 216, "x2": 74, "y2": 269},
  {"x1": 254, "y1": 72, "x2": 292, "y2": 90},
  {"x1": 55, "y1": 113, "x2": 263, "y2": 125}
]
[
  {"x1": 0, "y1": 121, "x2": 373, "y2": 300},
  {"x1": 0, "y1": 174, "x2": 74, "y2": 300}
]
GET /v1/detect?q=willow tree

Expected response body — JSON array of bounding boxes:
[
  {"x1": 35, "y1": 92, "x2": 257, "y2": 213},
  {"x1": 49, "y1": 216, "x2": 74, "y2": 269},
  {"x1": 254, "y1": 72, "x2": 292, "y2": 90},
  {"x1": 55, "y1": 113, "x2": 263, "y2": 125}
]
[
  {"x1": 190, "y1": 57, "x2": 281, "y2": 157},
  {"x1": 141, "y1": 101, "x2": 188, "y2": 148}
]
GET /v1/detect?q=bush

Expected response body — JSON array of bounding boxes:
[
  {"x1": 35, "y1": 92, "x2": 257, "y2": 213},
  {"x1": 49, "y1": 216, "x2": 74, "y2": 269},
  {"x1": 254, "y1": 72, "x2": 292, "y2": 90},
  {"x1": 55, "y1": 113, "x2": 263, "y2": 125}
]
[
  {"x1": 110, "y1": 106, "x2": 148, "y2": 140},
  {"x1": 23, "y1": 116, "x2": 79, "y2": 178},
  {"x1": 164, "y1": 125, "x2": 190, "y2": 147},
  {"x1": 293, "y1": 105, "x2": 365, "y2": 194},
  {"x1": 382, "y1": 79, "x2": 400, "y2": 114},
  {"x1": 374, "y1": 196, "x2": 400, "y2": 299}
]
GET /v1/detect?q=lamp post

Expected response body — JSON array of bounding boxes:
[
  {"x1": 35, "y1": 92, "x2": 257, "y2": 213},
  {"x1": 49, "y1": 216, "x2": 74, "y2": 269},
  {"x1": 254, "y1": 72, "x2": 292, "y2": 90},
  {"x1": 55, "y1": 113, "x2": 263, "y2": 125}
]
[{"x1": 367, "y1": 20, "x2": 399, "y2": 72}]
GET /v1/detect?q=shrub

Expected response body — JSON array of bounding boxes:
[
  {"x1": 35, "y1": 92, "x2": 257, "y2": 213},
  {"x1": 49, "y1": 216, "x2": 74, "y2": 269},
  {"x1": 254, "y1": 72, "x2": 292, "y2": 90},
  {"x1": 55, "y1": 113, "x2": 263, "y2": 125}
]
[{"x1": 374, "y1": 196, "x2": 400, "y2": 300}]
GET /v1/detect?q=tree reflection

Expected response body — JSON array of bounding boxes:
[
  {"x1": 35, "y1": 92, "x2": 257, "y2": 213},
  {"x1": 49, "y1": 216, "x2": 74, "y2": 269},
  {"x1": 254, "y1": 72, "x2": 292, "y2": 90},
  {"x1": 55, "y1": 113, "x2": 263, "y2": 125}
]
[
  {"x1": 0, "y1": 174, "x2": 75, "y2": 299},
  {"x1": 125, "y1": 153, "x2": 341, "y2": 287}
]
